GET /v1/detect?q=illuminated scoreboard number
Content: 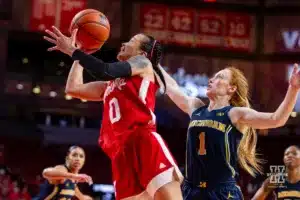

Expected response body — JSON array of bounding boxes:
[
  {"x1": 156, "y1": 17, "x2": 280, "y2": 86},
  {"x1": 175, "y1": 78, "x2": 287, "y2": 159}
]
[
  {"x1": 169, "y1": 9, "x2": 194, "y2": 32},
  {"x1": 225, "y1": 13, "x2": 251, "y2": 51},
  {"x1": 140, "y1": 4, "x2": 168, "y2": 42},
  {"x1": 225, "y1": 13, "x2": 250, "y2": 38},
  {"x1": 140, "y1": 4, "x2": 168, "y2": 30},
  {"x1": 143, "y1": 12, "x2": 164, "y2": 29},
  {"x1": 196, "y1": 13, "x2": 225, "y2": 48},
  {"x1": 168, "y1": 8, "x2": 195, "y2": 46},
  {"x1": 228, "y1": 21, "x2": 247, "y2": 37},
  {"x1": 198, "y1": 16, "x2": 223, "y2": 36}
]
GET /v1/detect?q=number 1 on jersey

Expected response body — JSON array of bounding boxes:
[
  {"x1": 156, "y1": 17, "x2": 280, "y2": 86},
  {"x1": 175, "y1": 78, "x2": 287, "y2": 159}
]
[
  {"x1": 198, "y1": 132, "x2": 207, "y2": 155},
  {"x1": 109, "y1": 97, "x2": 121, "y2": 123}
]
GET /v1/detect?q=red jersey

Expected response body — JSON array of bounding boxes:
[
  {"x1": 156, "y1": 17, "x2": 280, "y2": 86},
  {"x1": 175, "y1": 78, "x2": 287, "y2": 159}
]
[{"x1": 99, "y1": 76, "x2": 158, "y2": 157}]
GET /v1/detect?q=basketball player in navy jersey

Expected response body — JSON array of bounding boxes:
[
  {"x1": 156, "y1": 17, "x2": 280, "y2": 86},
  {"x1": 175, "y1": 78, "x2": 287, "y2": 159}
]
[
  {"x1": 252, "y1": 145, "x2": 300, "y2": 200},
  {"x1": 159, "y1": 64, "x2": 300, "y2": 199},
  {"x1": 33, "y1": 146, "x2": 92, "y2": 200}
]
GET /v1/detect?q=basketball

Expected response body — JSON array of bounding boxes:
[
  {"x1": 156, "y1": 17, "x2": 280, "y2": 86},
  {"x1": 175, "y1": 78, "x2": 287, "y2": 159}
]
[{"x1": 69, "y1": 9, "x2": 110, "y2": 54}]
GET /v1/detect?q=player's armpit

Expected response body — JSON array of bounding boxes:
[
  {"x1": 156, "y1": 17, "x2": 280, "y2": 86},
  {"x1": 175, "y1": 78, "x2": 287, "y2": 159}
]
[
  {"x1": 127, "y1": 55, "x2": 152, "y2": 76},
  {"x1": 65, "y1": 81, "x2": 107, "y2": 101}
]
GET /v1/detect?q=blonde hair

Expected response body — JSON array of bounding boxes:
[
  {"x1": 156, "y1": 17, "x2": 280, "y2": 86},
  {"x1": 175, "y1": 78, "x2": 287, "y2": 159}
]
[{"x1": 227, "y1": 67, "x2": 263, "y2": 177}]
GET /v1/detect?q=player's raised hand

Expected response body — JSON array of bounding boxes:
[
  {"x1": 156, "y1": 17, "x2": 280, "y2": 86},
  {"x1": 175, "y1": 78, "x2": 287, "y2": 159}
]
[
  {"x1": 44, "y1": 26, "x2": 78, "y2": 56},
  {"x1": 289, "y1": 63, "x2": 300, "y2": 90},
  {"x1": 73, "y1": 173, "x2": 93, "y2": 185}
]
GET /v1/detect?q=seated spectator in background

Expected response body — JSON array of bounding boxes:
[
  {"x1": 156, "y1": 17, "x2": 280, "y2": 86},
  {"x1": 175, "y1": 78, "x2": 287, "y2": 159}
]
[
  {"x1": 8, "y1": 185, "x2": 20, "y2": 200},
  {"x1": 20, "y1": 185, "x2": 31, "y2": 200}
]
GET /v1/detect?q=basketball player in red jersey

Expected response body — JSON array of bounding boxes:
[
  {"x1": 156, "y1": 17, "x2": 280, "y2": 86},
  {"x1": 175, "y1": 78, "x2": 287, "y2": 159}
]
[{"x1": 44, "y1": 26, "x2": 183, "y2": 200}]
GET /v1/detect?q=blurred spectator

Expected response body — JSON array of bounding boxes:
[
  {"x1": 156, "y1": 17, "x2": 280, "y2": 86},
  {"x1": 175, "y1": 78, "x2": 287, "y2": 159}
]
[
  {"x1": 0, "y1": 144, "x2": 4, "y2": 166},
  {"x1": 20, "y1": 185, "x2": 31, "y2": 200},
  {"x1": 29, "y1": 174, "x2": 43, "y2": 196},
  {"x1": 8, "y1": 185, "x2": 20, "y2": 200}
]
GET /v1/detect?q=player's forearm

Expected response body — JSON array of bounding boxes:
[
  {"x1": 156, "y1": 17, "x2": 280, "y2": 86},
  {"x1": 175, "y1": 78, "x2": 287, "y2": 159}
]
[
  {"x1": 251, "y1": 186, "x2": 272, "y2": 200},
  {"x1": 158, "y1": 65, "x2": 179, "y2": 89},
  {"x1": 75, "y1": 187, "x2": 84, "y2": 199},
  {"x1": 65, "y1": 61, "x2": 84, "y2": 93},
  {"x1": 271, "y1": 85, "x2": 299, "y2": 126},
  {"x1": 71, "y1": 49, "x2": 131, "y2": 80},
  {"x1": 251, "y1": 193, "x2": 267, "y2": 200},
  {"x1": 42, "y1": 168, "x2": 75, "y2": 180},
  {"x1": 158, "y1": 65, "x2": 192, "y2": 114}
]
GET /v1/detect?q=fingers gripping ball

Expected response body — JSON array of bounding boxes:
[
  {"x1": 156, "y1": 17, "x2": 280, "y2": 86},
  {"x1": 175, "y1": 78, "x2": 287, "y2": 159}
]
[{"x1": 70, "y1": 9, "x2": 110, "y2": 54}]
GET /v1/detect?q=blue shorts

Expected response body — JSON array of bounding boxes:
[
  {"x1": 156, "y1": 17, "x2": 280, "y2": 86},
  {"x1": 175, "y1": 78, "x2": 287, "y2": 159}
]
[{"x1": 182, "y1": 180, "x2": 243, "y2": 200}]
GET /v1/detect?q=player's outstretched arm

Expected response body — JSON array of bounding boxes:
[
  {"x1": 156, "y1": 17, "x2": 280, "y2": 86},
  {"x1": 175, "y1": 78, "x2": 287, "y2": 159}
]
[
  {"x1": 43, "y1": 165, "x2": 92, "y2": 183},
  {"x1": 158, "y1": 65, "x2": 204, "y2": 116},
  {"x1": 65, "y1": 61, "x2": 107, "y2": 101},
  {"x1": 42, "y1": 165, "x2": 76, "y2": 181},
  {"x1": 251, "y1": 178, "x2": 274, "y2": 200},
  {"x1": 44, "y1": 26, "x2": 151, "y2": 80},
  {"x1": 229, "y1": 64, "x2": 300, "y2": 129}
]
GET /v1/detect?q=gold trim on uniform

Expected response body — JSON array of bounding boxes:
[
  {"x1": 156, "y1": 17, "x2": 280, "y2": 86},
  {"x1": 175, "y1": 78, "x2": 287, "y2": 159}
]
[
  {"x1": 224, "y1": 125, "x2": 236, "y2": 177},
  {"x1": 185, "y1": 132, "x2": 189, "y2": 178},
  {"x1": 189, "y1": 120, "x2": 226, "y2": 133},
  {"x1": 278, "y1": 190, "x2": 300, "y2": 198},
  {"x1": 45, "y1": 186, "x2": 59, "y2": 200},
  {"x1": 60, "y1": 189, "x2": 75, "y2": 196}
]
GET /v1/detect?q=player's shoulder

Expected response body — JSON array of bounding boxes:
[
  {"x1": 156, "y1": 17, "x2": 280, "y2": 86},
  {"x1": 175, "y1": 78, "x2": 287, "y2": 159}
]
[
  {"x1": 190, "y1": 105, "x2": 208, "y2": 117},
  {"x1": 228, "y1": 106, "x2": 249, "y2": 123}
]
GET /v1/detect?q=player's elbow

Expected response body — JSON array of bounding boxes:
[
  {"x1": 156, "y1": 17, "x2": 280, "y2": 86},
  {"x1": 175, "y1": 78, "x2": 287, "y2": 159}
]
[
  {"x1": 274, "y1": 119, "x2": 287, "y2": 128},
  {"x1": 65, "y1": 87, "x2": 82, "y2": 99},
  {"x1": 42, "y1": 168, "x2": 52, "y2": 179},
  {"x1": 65, "y1": 86, "x2": 75, "y2": 95},
  {"x1": 269, "y1": 114, "x2": 287, "y2": 128}
]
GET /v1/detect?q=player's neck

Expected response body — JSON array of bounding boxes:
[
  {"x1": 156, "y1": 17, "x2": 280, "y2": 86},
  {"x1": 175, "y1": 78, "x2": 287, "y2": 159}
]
[
  {"x1": 287, "y1": 167, "x2": 300, "y2": 183},
  {"x1": 208, "y1": 99, "x2": 230, "y2": 111}
]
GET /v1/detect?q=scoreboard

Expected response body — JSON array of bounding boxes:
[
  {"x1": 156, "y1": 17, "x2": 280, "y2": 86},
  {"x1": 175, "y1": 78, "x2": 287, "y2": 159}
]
[{"x1": 138, "y1": 3, "x2": 255, "y2": 52}]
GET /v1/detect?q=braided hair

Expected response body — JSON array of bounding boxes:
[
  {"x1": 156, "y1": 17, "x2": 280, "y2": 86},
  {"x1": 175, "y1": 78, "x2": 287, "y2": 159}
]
[
  {"x1": 140, "y1": 34, "x2": 166, "y2": 92},
  {"x1": 67, "y1": 145, "x2": 84, "y2": 156}
]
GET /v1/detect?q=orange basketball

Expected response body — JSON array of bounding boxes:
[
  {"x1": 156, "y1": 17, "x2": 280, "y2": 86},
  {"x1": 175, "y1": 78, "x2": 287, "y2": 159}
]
[{"x1": 69, "y1": 9, "x2": 110, "y2": 54}]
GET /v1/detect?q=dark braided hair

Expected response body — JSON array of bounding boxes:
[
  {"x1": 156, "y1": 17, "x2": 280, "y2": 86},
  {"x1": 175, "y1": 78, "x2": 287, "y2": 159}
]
[
  {"x1": 67, "y1": 145, "x2": 84, "y2": 156},
  {"x1": 140, "y1": 34, "x2": 166, "y2": 93}
]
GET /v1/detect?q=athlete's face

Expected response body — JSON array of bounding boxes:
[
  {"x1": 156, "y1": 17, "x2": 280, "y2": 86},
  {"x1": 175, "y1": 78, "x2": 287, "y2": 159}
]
[
  {"x1": 284, "y1": 146, "x2": 300, "y2": 169},
  {"x1": 117, "y1": 34, "x2": 146, "y2": 61},
  {"x1": 206, "y1": 69, "x2": 236, "y2": 99},
  {"x1": 66, "y1": 147, "x2": 85, "y2": 172}
]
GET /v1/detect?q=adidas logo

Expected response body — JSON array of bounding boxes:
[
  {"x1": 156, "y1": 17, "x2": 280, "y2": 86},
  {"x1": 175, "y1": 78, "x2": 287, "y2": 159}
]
[{"x1": 159, "y1": 163, "x2": 166, "y2": 169}]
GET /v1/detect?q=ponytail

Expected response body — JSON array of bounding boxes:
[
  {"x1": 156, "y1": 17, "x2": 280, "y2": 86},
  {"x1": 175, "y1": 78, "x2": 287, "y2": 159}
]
[
  {"x1": 228, "y1": 67, "x2": 264, "y2": 176},
  {"x1": 140, "y1": 35, "x2": 166, "y2": 93}
]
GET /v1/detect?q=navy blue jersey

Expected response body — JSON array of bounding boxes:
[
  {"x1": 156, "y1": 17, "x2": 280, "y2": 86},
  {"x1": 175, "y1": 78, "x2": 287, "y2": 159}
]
[
  {"x1": 33, "y1": 165, "x2": 76, "y2": 200},
  {"x1": 186, "y1": 105, "x2": 242, "y2": 190},
  {"x1": 274, "y1": 180, "x2": 300, "y2": 200}
]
